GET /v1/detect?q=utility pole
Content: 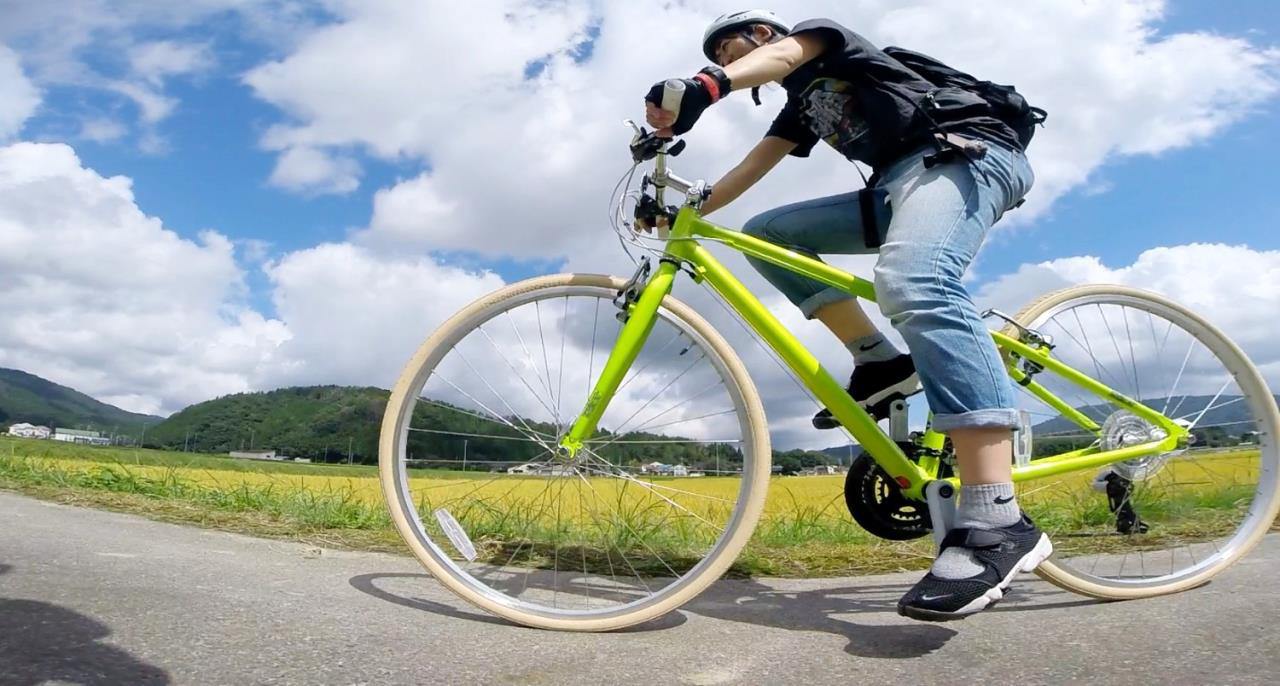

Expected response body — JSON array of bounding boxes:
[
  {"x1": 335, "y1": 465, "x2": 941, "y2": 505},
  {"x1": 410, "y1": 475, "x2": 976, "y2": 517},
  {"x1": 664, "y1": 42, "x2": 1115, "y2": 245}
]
[
  {"x1": 462, "y1": 438, "x2": 468, "y2": 472},
  {"x1": 183, "y1": 429, "x2": 190, "y2": 452},
  {"x1": 249, "y1": 428, "x2": 255, "y2": 451},
  {"x1": 347, "y1": 437, "x2": 353, "y2": 465}
]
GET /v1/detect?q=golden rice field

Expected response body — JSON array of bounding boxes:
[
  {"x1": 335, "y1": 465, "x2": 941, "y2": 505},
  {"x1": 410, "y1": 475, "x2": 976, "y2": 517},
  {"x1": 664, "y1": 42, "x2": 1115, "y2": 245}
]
[{"x1": 0, "y1": 434, "x2": 1264, "y2": 577}]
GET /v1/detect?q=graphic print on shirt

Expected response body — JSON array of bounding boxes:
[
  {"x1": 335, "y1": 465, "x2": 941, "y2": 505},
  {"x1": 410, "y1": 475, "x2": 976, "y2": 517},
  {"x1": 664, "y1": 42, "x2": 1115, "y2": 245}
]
[{"x1": 797, "y1": 77, "x2": 868, "y2": 161}]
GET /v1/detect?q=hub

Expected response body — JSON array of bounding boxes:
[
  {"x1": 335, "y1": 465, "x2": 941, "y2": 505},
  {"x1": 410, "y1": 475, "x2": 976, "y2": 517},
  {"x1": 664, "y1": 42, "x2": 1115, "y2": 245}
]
[{"x1": 1100, "y1": 410, "x2": 1179, "y2": 481}]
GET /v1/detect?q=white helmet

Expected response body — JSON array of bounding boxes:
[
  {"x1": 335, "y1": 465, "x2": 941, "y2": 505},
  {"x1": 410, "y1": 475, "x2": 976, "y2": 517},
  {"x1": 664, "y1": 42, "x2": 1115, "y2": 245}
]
[{"x1": 702, "y1": 9, "x2": 791, "y2": 61}]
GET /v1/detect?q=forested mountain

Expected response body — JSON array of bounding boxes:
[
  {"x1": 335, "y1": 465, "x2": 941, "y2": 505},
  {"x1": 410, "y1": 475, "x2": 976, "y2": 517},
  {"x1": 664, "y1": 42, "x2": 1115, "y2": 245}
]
[
  {"x1": 146, "y1": 385, "x2": 839, "y2": 469},
  {"x1": 0, "y1": 368, "x2": 161, "y2": 435}
]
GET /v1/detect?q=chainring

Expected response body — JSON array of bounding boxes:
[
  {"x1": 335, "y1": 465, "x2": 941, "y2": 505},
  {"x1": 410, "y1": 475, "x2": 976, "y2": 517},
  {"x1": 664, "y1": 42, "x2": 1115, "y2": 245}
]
[{"x1": 843, "y1": 449, "x2": 935, "y2": 541}]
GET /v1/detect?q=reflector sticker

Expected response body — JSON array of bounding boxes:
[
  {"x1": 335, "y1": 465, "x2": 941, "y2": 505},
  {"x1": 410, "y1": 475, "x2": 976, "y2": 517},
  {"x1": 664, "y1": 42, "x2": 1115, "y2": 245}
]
[{"x1": 434, "y1": 508, "x2": 477, "y2": 561}]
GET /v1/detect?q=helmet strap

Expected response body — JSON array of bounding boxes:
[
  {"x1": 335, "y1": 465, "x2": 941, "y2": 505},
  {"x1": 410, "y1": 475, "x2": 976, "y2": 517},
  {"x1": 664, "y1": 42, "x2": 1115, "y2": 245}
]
[{"x1": 739, "y1": 28, "x2": 769, "y2": 106}]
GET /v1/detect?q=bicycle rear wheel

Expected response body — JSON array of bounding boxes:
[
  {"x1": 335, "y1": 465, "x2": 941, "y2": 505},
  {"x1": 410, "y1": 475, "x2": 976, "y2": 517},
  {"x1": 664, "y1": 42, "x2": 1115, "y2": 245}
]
[
  {"x1": 1004, "y1": 285, "x2": 1280, "y2": 599},
  {"x1": 379, "y1": 273, "x2": 771, "y2": 631}
]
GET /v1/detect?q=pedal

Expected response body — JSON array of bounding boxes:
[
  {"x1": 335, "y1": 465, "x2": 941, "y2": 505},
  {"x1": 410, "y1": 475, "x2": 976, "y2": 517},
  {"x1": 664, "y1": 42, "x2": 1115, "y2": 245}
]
[
  {"x1": 888, "y1": 398, "x2": 909, "y2": 442},
  {"x1": 924, "y1": 480, "x2": 958, "y2": 550}
]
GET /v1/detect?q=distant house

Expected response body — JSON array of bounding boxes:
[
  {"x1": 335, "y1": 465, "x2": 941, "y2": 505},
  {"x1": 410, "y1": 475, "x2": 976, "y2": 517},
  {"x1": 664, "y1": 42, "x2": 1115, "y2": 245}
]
[
  {"x1": 7, "y1": 423, "x2": 52, "y2": 439},
  {"x1": 52, "y1": 428, "x2": 110, "y2": 445},
  {"x1": 230, "y1": 450, "x2": 280, "y2": 461},
  {"x1": 506, "y1": 463, "x2": 575, "y2": 476},
  {"x1": 672, "y1": 464, "x2": 689, "y2": 477},
  {"x1": 640, "y1": 462, "x2": 669, "y2": 475},
  {"x1": 802, "y1": 465, "x2": 845, "y2": 476}
]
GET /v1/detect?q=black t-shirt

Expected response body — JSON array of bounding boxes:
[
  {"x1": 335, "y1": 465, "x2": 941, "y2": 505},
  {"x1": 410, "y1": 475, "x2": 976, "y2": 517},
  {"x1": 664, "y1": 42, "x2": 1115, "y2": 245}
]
[{"x1": 765, "y1": 19, "x2": 1021, "y2": 170}]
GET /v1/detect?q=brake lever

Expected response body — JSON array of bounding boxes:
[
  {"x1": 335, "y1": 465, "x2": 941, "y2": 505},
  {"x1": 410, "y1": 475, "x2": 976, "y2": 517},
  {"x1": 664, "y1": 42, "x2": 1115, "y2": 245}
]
[{"x1": 623, "y1": 119, "x2": 684, "y2": 163}]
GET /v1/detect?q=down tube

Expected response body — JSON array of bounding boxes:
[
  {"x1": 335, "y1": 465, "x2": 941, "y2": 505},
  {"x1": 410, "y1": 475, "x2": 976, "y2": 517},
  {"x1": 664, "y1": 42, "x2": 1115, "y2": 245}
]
[
  {"x1": 672, "y1": 241, "x2": 930, "y2": 497},
  {"x1": 561, "y1": 261, "x2": 679, "y2": 453}
]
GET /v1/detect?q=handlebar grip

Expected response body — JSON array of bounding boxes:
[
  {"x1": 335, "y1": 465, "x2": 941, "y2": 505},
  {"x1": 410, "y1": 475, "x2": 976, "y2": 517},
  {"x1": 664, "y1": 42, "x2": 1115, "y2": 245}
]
[{"x1": 661, "y1": 79, "x2": 685, "y2": 119}]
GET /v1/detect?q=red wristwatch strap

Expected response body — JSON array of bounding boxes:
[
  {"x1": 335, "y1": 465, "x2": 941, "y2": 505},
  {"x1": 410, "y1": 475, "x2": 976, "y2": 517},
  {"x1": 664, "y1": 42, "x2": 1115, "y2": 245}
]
[{"x1": 693, "y1": 73, "x2": 721, "y2": 103}]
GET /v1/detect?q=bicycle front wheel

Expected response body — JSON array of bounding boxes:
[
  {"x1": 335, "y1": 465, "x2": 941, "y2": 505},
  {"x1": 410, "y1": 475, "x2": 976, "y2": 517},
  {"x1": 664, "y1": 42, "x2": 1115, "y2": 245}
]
[
  {"x1": 1005, "y1": 285, "x2": 1280, "y2": 599},
  {"x1": 379, "y1": 273, "x2": 771, "y2": 631}
]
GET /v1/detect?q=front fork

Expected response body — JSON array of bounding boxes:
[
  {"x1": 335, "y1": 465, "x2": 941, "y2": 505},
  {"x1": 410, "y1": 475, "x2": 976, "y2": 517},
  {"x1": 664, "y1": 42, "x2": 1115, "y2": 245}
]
[{"x1": 560, "y1": 259, "x2": 680, "y2": 456}]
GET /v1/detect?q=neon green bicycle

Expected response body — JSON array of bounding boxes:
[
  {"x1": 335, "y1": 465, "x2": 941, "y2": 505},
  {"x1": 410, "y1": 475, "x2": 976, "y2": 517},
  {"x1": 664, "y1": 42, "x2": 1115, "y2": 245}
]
[{"x1": 378, "y1": 124, "x2": 1280, "y2": 632}]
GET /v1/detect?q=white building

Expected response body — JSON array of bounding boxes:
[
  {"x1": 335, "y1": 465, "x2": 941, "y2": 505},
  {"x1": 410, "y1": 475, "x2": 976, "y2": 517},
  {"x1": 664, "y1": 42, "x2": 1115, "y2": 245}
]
[
  {"x1": 7, "y1": 423, "x2": 52, "y2": 439},
  {"x1": 52, "y1": 428, "x2": 110, "y2": 445}
]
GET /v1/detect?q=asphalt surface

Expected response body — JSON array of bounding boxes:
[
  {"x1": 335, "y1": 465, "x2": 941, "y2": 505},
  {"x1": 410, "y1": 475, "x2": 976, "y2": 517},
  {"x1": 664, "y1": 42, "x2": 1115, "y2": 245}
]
[{"x1": 1, "y1": 490, "x2": 1278, "y2": 685}]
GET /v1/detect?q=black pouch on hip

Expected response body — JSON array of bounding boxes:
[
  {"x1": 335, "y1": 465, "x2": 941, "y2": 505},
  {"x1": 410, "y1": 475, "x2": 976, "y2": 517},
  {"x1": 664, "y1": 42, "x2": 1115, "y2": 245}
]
[{"x1": 859, "y1": 185, "x2": 893, "y2": 249}]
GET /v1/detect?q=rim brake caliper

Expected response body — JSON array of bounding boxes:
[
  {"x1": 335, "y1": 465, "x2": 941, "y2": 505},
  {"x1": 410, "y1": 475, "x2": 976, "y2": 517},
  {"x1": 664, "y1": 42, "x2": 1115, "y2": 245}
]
[{"x1": 613, "y1": 257, "x2": 652, "y2": 322}]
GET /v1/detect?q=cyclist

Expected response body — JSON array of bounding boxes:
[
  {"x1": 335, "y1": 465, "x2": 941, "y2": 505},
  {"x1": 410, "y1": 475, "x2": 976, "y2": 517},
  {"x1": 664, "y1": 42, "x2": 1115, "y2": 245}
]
[{"x1": 643, "y1": 10, "x2": 1049, "y2": 621}]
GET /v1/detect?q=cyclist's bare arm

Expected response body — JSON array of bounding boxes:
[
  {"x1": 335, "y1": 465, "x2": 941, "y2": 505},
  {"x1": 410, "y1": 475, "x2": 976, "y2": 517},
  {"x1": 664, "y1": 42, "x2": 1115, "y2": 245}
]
[
  {"x1": 701, "y1": 136, "x2": 797, "y2": 216},
  {"x1": 723, "y1": 32, "x2": 827, "y2": 90}
]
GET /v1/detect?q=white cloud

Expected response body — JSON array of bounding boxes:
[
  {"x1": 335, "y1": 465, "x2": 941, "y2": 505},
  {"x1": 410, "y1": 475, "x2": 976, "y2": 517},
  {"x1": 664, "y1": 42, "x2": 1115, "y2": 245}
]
[
  {"x1": 106, "y1": 80, "x2": 178, "y2": 125},
  {"x1": 0, "y1": 44, "x2": 39, "y2": 140},
  {"x1": 78, "y1": 117, "x2": 128, "y2": 143},
  {"x1": 128, "y1": 40, "x2": 214, "y2": 87},
  {"x1": 262, "y1": 243, "x2": 505, "y2": 389},
  {"x1": 0, "y1": 142, "x2": 289, "y2": 416},
  {"x1": 268, "y1": 145, "x2": 361, "y2": 195}
]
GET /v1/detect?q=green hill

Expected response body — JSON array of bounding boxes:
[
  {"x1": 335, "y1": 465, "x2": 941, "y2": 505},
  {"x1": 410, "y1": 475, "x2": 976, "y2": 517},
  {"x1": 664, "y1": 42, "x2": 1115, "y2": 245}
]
[
  {"x1": 145, "y1": 386, "x2": 389, "y2": 462},
  {"x1": 0, "y1": 368, "x2": 162, "y2": 436},
  {"x1": 145, "y1": 385, "x2": 840, "y2": 469}
]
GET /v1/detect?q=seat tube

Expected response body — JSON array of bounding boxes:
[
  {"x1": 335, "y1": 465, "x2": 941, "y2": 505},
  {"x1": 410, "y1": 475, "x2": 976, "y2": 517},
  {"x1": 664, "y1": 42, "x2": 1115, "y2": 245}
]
[{"x1": 561, "y1": 260, "x2": 680, "y2": 453}]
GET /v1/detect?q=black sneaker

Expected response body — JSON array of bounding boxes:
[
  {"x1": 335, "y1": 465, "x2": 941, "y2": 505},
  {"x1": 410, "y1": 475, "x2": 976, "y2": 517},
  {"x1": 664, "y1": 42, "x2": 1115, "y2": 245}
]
[
  {"x1": 897, "y1": 514, "x2": 1053, "y2": 622},
  {"x1": 812, "y1": 354, "x2": 920, "y2": 429}
]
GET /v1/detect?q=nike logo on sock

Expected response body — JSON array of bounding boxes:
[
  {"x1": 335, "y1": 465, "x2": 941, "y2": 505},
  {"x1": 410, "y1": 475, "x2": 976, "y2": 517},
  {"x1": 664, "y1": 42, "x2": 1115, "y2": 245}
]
[
  {"x1": 858, "y1": 341, "x2": 883, "y2": 352},
  {"x1": 994, "y1": 495, "x2": 1014, "y2": 505}
]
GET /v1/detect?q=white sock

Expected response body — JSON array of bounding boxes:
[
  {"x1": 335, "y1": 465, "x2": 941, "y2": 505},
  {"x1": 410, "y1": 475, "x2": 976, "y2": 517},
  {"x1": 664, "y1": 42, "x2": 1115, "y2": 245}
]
[
  {"x1": 847, "y1": 332, "x2": 900, "y2": 365},
  {"x1": 931, "y1": 483, "x2": 1020, "y2": 579}
]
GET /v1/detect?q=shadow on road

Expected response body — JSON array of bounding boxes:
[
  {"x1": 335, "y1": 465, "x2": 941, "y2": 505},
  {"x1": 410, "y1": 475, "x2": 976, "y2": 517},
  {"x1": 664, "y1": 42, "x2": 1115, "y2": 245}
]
[
  {"x1": 348, "y1": 572, "x2": 689, "y2": 632},
  {"x1": 352, "y1": 565, "x2": 1101, "y2": 658},
  {"x1": 682, "y1": 575, "x2": 1101, "y2": 657},
  {"x1": 0, "y1": 563, "x2": 170, "y2": 685}
]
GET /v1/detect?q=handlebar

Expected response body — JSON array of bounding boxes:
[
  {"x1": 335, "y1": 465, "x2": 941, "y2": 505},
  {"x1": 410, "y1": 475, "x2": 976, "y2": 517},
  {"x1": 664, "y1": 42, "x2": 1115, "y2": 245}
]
[{"x1": 621, "y1": 81, "x2": 707, "y2": 238}]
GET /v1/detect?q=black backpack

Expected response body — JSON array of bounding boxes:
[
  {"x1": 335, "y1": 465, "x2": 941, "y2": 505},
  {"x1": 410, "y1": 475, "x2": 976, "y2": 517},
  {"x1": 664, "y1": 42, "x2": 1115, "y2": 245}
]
[{"x1": 883, "y1": 46, "x2": 1047, "y2": 150}]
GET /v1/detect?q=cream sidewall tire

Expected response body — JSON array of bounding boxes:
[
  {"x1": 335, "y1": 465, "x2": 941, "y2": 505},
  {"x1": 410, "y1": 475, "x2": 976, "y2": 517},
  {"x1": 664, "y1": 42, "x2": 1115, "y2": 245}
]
[{"x1": 378, "y1": 273, "x2": 772, "y2": 631}]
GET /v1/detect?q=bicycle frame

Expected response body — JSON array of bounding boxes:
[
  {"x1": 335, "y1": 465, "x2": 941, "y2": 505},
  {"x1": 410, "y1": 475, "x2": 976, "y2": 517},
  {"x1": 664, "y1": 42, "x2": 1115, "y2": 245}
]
[{"x1": 563, "y1": 206, "x2": 1188, "y2": 500}]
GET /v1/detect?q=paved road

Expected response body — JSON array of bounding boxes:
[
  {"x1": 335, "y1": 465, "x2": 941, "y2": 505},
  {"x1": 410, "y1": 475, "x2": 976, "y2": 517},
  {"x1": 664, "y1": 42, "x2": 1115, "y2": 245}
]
[{"x1": 1, "y1": 491, "x2": 1277, "y2": 685}]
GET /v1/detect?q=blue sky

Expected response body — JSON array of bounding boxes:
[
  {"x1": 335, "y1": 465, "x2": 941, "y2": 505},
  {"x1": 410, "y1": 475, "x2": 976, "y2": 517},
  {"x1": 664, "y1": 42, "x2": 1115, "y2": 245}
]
[{"x1": 2, "y1": 0, "x2": 1278, "y2": 443}]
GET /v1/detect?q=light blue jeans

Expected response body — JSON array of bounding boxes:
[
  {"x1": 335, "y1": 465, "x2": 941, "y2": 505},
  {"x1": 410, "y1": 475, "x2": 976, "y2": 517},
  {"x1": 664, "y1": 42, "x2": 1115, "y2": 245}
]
[{"x1": 743, "y1": 143, "x2": 1035, "y2": 432}]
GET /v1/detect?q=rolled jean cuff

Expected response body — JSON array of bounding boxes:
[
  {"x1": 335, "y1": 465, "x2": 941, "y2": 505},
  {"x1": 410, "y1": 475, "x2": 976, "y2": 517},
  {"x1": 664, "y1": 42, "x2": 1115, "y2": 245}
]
[
  {"x1": 797, "y1": 287, "x2": 855, "y2": 319},
  {"x1": 932, "y1": 408, "x2": 1020, "y2": 432}
]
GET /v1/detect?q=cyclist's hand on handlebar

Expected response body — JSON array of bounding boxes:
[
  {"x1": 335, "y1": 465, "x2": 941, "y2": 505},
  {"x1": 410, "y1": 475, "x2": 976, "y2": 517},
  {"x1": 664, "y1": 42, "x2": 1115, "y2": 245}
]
[
  {"x1": 644, "y1": 68, "x2": 728, "y2": 137},
  {"x1": 644, "y1": 102, "x2": 676, "y2": 139}
]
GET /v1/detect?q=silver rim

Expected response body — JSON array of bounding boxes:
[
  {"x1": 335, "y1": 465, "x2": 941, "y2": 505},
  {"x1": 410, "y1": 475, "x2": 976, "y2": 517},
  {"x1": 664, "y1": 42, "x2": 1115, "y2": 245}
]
[
  {"x1": 1013, "y1": 290, "x2": 1279, "y2": 590},
  {"x1": 386, "y1": 283, "x2": 762, "y2": 621}
]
